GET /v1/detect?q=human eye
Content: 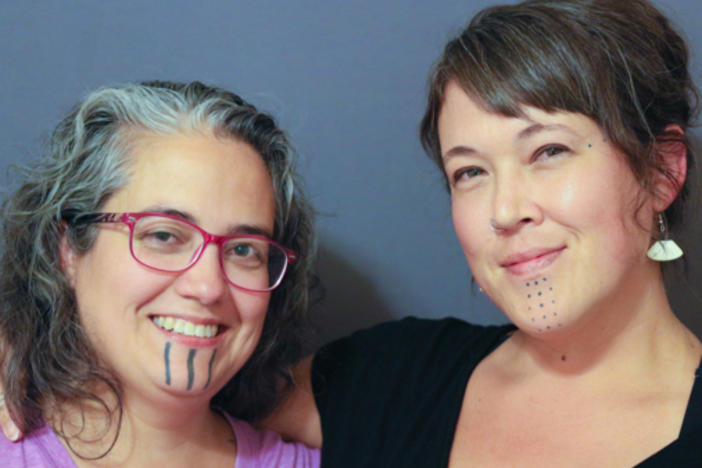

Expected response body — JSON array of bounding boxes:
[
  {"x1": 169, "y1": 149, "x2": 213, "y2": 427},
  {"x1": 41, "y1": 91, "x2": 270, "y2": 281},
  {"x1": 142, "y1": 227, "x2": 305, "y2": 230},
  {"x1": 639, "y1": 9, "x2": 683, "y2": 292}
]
[
  {"x1": 231, "y1": 243, "x2": 253, "y2": 257},
  {"x1": 533, "y1": 144, "x2": 569, "y2": 162},
  {"x1": 148, "y1": 230, "x2": 178, "y2": 243},
  {"x1": 224, "y1": 239, "x2": 268, "y2": 268},
  {"x1": 449, "y1": 166, "x2": 486, "y2": 187},
  {"x1": 135, "y1": 219, "x2": 191, "y2": 250}
]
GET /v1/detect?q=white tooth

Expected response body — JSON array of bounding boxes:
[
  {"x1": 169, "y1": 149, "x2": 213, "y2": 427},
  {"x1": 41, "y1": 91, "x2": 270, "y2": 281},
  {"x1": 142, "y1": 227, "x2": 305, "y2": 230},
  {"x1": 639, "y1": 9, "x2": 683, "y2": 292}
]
[
  {"x1": 173, "y1": 319, "x2": 185, "y2": 334},
  {"x1": 157, "y1": 317, "x2": 218, "y2": 338}
]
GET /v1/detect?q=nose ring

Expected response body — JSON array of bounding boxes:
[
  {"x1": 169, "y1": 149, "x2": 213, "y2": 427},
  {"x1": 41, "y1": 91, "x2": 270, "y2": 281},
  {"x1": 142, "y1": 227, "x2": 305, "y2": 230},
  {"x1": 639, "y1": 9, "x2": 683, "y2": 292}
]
[{"x1": 489, "y1": 218, "x2": 504, "y2": 233}]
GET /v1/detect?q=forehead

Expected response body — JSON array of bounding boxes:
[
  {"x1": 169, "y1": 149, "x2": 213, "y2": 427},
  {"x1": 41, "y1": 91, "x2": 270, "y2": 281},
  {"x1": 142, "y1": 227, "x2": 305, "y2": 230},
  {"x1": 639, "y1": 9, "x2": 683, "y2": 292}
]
[
  {"x1": 105, "y1": 131, "x2": 275, "y2": 232},
  {"x1": 437, "y1": 82, "x2": 602, "y2": 153}
]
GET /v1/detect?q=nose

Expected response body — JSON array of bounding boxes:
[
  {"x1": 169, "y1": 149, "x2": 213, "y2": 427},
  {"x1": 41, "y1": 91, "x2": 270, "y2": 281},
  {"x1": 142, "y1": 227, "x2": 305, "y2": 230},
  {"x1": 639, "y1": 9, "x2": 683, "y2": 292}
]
[
  {"x1": 489, "y1": 171, "x2": 543, "y2": 234},
  {"x1": 174, "y1": 244, "x2": 228, "y2": 305}
]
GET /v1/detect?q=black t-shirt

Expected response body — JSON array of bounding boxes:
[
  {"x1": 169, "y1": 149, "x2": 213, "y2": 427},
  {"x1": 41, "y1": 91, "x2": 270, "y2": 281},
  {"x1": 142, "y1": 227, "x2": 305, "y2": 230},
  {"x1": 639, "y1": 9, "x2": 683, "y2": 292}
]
[{"x1": 311, "y1": 317, "x2": 702, "y2": 467}]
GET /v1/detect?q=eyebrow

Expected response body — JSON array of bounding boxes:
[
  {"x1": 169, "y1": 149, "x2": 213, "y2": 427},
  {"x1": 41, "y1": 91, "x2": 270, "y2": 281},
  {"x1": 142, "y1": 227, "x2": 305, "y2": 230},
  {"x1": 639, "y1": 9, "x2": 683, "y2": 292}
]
[
  {"x1": 442, "y1": 145, "x2": 476, "y2": 162},
  {"x1": 442, "y1": 123, "x2": 576, "y2": 162},
  {"x1": 517, "y1": 123, "x2": 573, "y2": 140},
  {"x1": 141, "y1": 206, "x2": 273, "y2": 238}
]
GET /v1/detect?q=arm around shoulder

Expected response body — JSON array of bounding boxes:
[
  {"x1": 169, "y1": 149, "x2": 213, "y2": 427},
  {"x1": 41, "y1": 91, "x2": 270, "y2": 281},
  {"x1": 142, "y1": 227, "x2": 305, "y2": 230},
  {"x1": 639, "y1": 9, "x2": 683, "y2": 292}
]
[{"x1": 257, "y1": 355, "x2": 322, "y2": 448}]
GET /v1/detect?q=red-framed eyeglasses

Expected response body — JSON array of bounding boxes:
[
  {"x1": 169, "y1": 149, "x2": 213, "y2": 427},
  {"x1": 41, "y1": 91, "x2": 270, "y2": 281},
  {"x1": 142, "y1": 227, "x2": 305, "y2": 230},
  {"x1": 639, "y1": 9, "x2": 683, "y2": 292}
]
[{"x1": 65, "y1": 212, "x2": 297, "y2": 292}]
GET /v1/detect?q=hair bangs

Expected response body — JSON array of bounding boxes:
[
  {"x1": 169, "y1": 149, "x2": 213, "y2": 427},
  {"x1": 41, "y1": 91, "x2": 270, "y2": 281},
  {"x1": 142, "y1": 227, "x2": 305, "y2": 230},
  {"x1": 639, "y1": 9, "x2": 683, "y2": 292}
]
[{"x1": 448, "y1": 10, "x2": 601, "y2": 120}]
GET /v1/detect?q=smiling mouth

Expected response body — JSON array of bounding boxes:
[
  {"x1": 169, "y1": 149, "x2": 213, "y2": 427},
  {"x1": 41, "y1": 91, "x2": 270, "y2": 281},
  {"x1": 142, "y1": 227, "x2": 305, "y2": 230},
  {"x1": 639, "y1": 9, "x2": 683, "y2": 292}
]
[
  {"x1": 501, "y1": 247, "x2": 566, "y2": 276},
  {"x1": 151, "y1": 316, "x2": 222, "y2": 338}
]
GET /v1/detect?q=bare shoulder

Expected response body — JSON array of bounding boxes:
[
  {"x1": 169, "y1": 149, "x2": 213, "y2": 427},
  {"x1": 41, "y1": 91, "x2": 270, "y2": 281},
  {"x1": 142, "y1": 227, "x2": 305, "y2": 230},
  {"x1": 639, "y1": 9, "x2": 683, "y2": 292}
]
[{"x1": 257, "y1": 355, "x2": 322, "y2": 448}]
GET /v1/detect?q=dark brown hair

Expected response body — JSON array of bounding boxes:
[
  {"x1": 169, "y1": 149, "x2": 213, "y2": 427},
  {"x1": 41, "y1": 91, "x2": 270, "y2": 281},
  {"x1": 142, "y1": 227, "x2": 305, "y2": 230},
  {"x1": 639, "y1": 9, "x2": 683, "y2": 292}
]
[{"x1": 420, "y1": 0, "x2": 699, "y2": 233}]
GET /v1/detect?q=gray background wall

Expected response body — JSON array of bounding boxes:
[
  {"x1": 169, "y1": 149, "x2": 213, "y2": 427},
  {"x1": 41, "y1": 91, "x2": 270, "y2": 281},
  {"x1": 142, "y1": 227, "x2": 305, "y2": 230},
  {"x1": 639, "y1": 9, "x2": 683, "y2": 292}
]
[{"x1": 1, "y1": 0, "x2": 700, "y2": 345}]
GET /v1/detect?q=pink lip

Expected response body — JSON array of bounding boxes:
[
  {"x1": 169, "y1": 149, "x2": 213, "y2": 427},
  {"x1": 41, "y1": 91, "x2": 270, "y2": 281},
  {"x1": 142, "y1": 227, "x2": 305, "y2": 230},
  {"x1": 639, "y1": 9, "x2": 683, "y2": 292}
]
[
  {"x1": 157, "y1": 328, "x2": 225, "y2": 347},
  {"x1": 500, "y1": 246, "x2": 566, "y2": 276}
]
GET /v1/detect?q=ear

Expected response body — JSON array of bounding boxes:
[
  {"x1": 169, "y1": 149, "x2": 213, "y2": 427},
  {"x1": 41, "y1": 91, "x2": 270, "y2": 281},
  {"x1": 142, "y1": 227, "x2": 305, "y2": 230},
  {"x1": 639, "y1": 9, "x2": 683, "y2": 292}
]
[
  {"x1": 58, "y1": 223, "x2": 78, "y2": 287},
  {"x1": 651, "y1": 124, "x2": 687, "y2": 212}
]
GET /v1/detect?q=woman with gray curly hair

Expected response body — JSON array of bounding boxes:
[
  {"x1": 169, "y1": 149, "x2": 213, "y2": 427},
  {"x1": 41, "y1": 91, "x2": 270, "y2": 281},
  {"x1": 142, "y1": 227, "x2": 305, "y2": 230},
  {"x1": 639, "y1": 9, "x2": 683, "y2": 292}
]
[{"x1": 0, "y1": 80, "x2": 319, "y2": 466}]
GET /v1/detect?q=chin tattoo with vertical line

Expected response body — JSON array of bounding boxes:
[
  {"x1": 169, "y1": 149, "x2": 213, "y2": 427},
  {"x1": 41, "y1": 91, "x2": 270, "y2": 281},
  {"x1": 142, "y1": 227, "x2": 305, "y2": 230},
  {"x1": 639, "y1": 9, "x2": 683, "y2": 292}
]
[
  {"x1": 186, "y1": 349, "x2": 196, "y2": 390},
  {"x1": 525, "y1": 276, "x2": 562, "y2": 332},
  {"x1": 204, "y1": 349, "x2": 217, "y2": 389},
  {"x1": 164, "y1": 342, "x2": 172, "y2": 385}
]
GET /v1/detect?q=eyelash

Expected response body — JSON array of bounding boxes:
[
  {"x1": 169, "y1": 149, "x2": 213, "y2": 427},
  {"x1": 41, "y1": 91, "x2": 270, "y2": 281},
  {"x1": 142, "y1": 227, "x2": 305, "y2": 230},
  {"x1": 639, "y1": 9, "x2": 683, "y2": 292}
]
[
  {"x1": 449, "y1": 144, "x2": 571, "y2": 186},
  {"x1": 534, "y1": 144, "x2": 569, "y2": 161},
  {"x1": 451, "y1": 166, "x2": 485, "y2": 184}
]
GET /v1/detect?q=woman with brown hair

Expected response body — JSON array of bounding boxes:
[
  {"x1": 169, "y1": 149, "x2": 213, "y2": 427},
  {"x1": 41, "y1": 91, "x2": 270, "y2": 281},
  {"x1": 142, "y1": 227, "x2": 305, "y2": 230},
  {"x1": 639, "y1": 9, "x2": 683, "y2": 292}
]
[
  {"x1": 3, "y1": 0, "x2": 701, "y2": 466},
  {"x1": 266, "y1": 0, "x2": 702, "y2": 466}
]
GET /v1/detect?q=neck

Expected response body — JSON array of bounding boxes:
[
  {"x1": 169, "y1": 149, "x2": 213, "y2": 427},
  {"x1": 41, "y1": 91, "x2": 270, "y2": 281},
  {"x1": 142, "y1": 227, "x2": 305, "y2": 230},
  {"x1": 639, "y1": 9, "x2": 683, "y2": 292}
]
[
  {"x1": 53, "y1": 386, "x2": 236, "y2": 467},
  {"x1": 509, "y1": 263, "x2": 700, "y2": 381}
]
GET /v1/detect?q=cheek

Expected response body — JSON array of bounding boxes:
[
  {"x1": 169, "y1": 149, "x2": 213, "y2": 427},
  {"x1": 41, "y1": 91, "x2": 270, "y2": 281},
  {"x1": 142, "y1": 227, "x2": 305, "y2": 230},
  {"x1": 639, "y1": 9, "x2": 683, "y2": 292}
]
[
  {"x1": 451, "y1": 197, "x2": 486, "y2": 258},
  {"x1": 233, "y1": 290, "x2": 270, "y2": 328},
  {"x1": 545, "y1": 167, "x2": 604, "y2": 227},
  {"x1": 571, "y1": 179, "x2": 649, "y2": 259},
  {"x1": 452, "y1": 196, "x2": 494, "y2": 272},
  {"x1": 451, "y1": 197, "x2": 494, "y2": 291},
  {"x1": 74, "y1": 249, "x2": 174, "y2": 335}
]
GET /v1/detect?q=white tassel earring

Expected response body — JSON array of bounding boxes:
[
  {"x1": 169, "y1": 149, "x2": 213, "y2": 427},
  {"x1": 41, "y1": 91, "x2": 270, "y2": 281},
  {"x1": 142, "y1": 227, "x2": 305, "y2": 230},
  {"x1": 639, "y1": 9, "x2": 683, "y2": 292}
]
[{"x1": 647, "y1": 213, "x2": 683, "y2": 261}]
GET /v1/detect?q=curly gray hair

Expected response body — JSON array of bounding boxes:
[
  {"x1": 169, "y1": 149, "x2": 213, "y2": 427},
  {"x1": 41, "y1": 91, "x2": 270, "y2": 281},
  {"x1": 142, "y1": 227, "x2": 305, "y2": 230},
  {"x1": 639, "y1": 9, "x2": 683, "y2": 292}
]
[{"x1": 0, "y1": 81, "x2": 317, "y2": 445}]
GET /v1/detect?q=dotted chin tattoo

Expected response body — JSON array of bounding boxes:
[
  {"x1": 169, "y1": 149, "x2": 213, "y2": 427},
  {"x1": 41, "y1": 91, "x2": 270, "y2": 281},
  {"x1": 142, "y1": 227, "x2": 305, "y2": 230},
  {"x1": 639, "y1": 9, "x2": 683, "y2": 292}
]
[{"x1": 524, "y1": 276, "x2": 561, "y2": 332}]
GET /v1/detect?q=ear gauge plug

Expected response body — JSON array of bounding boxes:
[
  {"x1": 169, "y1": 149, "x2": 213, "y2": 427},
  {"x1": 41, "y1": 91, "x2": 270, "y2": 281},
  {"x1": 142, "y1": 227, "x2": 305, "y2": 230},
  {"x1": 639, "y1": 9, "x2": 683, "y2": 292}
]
[{"x1": 647, "y1": 213, "x2": 683, "y2": 261}]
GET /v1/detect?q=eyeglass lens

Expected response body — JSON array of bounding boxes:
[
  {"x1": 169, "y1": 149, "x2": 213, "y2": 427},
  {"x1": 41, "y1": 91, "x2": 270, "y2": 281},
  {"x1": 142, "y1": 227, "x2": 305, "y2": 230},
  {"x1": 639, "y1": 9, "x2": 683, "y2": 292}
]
[{"x1": 130, "y1": 215, "x2": 286, "y2": 290}]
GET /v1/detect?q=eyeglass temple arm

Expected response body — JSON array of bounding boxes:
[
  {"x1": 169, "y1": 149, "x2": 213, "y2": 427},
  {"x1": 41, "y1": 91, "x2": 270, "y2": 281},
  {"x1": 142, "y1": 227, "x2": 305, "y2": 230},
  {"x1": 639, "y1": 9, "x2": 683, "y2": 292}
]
[{"x1": 61, "y1": 212, "x2": 125, "y2": 225}]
